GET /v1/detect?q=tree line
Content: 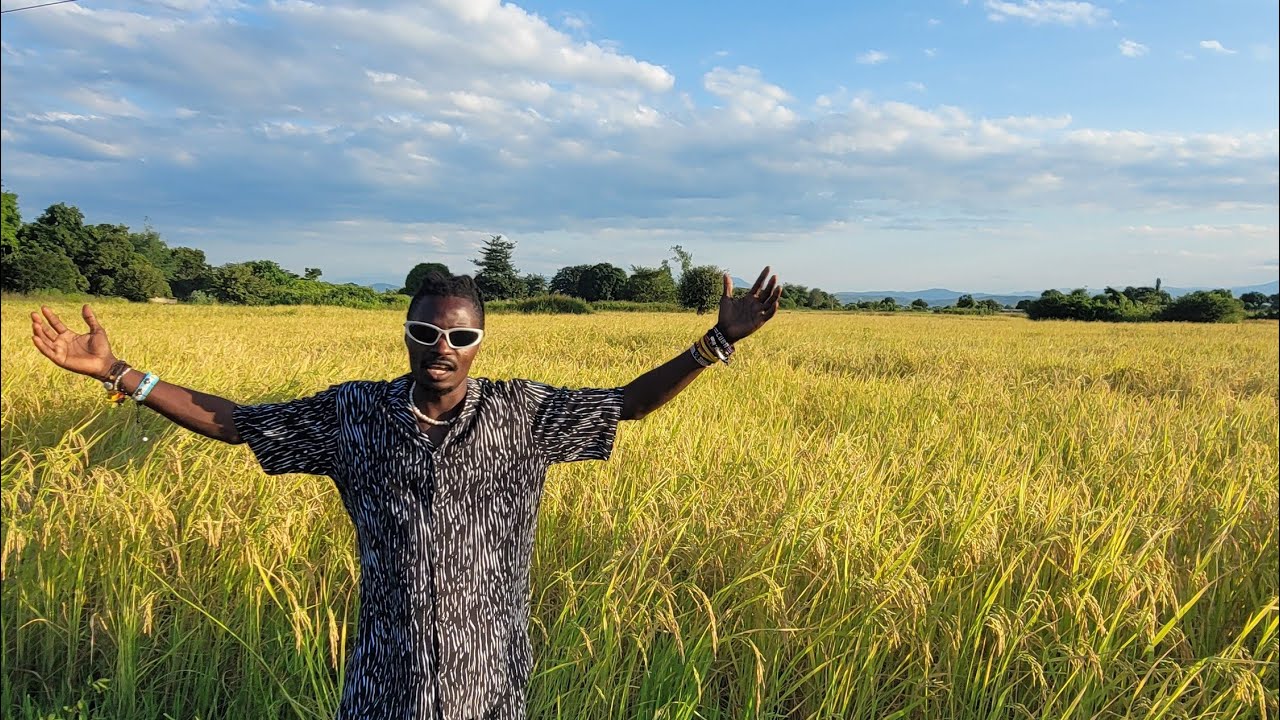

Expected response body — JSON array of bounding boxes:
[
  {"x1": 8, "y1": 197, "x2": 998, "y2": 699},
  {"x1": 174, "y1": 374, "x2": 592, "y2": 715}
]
[
  {"x1": 4, "y1": 192, "x2": 1274, "y2": 321},
  {"x1": 1, "y1": 193, "x2": 401, "y2": 309},
  {"x1": 1016, "y1": 282, "x2": 1278, "y2": 323}
]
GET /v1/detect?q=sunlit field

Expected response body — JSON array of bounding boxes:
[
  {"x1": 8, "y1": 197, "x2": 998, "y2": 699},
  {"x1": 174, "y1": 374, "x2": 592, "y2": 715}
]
[{"x1": 3, "y1": 298, "x2": 1277, "y2": 719}]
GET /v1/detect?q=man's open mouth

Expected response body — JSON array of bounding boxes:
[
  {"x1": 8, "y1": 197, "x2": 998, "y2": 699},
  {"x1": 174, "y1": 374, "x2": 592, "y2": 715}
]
[{"x1": 424, "y1": 361, "x2": 455, "y2": 379}]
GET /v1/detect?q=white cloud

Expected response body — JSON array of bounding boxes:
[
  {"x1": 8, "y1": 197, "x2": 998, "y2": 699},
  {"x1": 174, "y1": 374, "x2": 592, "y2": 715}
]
[
  {"x1": 924, "y1": 48, "x2": 938, "y2": 58},
  {"x1": 906, "y1": 81, "x2": 927, "y2": 92},
  {"x1": 1199, "y1": 40, "x2": 1236, "y2": 55},
  {"x1": 984, "y1": 0, "x2": 1109, "y2": 26},
  {"x1": 703, "y1": 66, "x2": 796, "y2": 126},
  {"x1": 856, "y1": 50, "x2": 889, "y2": 65},
  {"x1": 1118, "y1": 39, "x2": 1147, "y2": 57},
  {"x1": 0, "y1": 0, "x2": 1274, "y2": 290},
  {"x1": 560, "y1": 12, "x2": 588, "y2": 32},
  {"x1": 927, "y1": 18, "x2": 941, "y2": 26}
]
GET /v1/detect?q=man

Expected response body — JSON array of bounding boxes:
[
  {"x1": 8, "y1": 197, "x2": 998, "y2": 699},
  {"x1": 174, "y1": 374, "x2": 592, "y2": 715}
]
[{"x1": 29, "y1": 267, "x2": 781, "y2": 720}]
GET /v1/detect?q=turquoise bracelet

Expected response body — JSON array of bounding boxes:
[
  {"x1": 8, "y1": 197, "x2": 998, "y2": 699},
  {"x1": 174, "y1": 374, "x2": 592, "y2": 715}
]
[{"x1": 132, "y1": 372, "x2": 160, "y2": 403}]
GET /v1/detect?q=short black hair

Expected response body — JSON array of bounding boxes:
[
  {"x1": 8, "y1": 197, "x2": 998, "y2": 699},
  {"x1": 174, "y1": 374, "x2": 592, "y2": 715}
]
[{"x1": 407, "y1": 272, "x2": 486, "y2": 325}]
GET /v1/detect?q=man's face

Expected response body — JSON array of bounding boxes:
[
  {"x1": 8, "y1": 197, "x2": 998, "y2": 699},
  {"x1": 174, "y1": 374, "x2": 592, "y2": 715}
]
[{"x1": 405, "y1": 296, "x2": 483, "y2": 395}]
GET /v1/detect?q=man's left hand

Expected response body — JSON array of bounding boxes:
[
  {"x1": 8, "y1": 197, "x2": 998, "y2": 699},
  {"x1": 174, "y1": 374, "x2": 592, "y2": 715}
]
[{"x1": 716, "y1": 266, "x2": 782, "y2": 344}]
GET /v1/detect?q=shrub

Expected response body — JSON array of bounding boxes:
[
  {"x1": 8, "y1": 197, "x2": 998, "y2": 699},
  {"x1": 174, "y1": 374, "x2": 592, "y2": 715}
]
[
  {"x1": 488, "y1": 294, "x2": 593, "y2": 314},
  {"x1": 1159, "y1": 290, "x2": 1245, "y2": 323},
  {"x1": 590, "y1": 300, "x2": 686, "y2": 313}
]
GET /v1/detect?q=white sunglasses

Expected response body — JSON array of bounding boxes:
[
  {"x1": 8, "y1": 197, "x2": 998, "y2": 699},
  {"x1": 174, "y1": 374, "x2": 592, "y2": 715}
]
[{"x1": 404, "y1": 321, "x2": 485, "y2": 349}]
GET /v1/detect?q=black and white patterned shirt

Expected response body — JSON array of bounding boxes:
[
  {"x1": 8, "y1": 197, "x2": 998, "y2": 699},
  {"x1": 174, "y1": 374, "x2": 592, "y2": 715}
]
[{"x1": 232, "y1": 374, "x2": 625, "y2": 720}]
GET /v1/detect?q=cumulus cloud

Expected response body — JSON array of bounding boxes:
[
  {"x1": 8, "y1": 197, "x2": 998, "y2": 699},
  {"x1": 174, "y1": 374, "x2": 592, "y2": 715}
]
[
  {"x1": 984, "y1": 0, "x2": 1109, "y2": 26},
  {"x1": 0, "y1": 0, "x2": 1275, "y2": 287},
  {"x1": 1199, "y1": 40, "x2": 1236, "y2": 55},
  {"x1": 1118, "y1": 39, "x2": 1148, "y2": 57},
  {"x1": 856, "y1": 50, "x2": 889, "y2": 65}
]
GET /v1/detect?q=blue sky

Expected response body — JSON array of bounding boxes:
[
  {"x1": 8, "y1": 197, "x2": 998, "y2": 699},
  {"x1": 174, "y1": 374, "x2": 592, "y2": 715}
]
[{"x1": 1, "y1": 0, "x2": 1276, "y2": 292}]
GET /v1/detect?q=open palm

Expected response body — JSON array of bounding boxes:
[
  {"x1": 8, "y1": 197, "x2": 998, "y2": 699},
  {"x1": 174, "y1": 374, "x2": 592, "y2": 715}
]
[
  {"x1": 31, "y1": 305, "x2": 117, "y2": 380},
  {"x1": 716, "y1": 266, "x2": 782, "y2": 344}
]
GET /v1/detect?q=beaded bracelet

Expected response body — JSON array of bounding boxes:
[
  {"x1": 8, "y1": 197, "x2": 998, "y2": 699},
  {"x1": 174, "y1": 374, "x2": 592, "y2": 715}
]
[
  {"x1": 102, "y1": 361, "x2": 131, "y2": 404},
  {"x1": 132, "y1": 372, "x2": 160, "y2": 403}
]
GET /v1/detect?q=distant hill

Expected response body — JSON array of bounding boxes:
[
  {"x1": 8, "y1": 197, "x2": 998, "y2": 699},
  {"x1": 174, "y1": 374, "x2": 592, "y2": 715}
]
[
  {"x1": 834, "y1": 288, "x2": 1036, "y2": 307},
  {"x1": 836, "y1": 280, "x2": 1277, "y2": 307},
  {"x1": 1165, "y1": 280, "x2": 1278, "y2": 297},
  {"x1": 367, "y1": 282, "x2": 399, "y2": 292}
]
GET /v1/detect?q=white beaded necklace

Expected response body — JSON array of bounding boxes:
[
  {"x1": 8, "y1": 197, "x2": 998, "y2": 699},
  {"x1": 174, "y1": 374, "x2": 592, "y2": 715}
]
[{"x1": 408, "y1": 381, "x2": 454, "y2": 426}]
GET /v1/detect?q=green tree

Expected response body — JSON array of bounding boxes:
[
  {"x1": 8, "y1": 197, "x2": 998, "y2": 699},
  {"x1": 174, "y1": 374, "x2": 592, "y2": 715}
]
[
  {"x1": 169, "y1": 247, "x2": 213, "y2": 299},
  {"x1": 550, "y1": 264, "x2": 591, "y2": 297},
  {"x1": 578, "y1": 263, "x2": 628, "y2": 302},
  {"x1": 977, "y1": 299, "x2": 1003, "y2": 312},
  {"x1": 213, "y1": 262, "x2": 275, "y2": 305},
  {"x1": 82, "y1": 224, "x2": 137, "y2": 296},
  {"x1": 304, "y1": 267, "x2": 323, "y2": 281},
  {"x1": 1, "y1": 190, "x2": 20, "y2": 261},
  {"x1": 244, "y1": 259, "x2": 297, "y2": 286},
  {"x1": 17, "y1": 203, "x2": 93, "y2": 262},
  {"x1": 402, "y1": 262, "x2": 451, "y2": 294},
  {"x1": 1160, "y1": 290, "x2": 1245, "y2": 323},
  {"x1": 670, "y1": 245, "x2": 693, "y2": 277},
  {"x1": 129, "y1": 224, "x2": 175, "y2": 277},
  {"x1": 911, "y1": 298, "x2": 930, "y2": 310},
  {"x1": 2, "y1": 248, "x2": 88, "y2": 293},
  {"x1": 115, "y1": 256, "x2": 172, "y2": 301},
  {"x1": 956, "y1": 294, "x2": 976, "y2": 309},
  {"x1": 623, "y1": 264, "x2": 677, "y2": 303},
  {"x1": 472, "y1": 235, "x2": 523, "y2": 300},
  {"x1": 880, "y1": 296, "x2": 898, "y2": 311},
  {"x1": 780, "y1": 284, "x2": 810, "y2": 308},
  {"x1": 678, "y1": 265, "x2": 723, "y2": 314},
  {"x1": 522, "y1": 273, "x2": 547, "y2": 296}
]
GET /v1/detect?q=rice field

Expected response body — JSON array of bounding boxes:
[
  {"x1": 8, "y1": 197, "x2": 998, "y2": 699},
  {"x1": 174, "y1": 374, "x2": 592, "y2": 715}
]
[{"x1": 2, "y1": 298, "x2": 1277, "y2": 719}]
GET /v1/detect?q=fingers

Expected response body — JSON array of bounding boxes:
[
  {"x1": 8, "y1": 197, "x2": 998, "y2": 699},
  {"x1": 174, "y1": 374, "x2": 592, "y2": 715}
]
[
  {"x1": 749, "y1": 266, "x2": 770, "y2": 296},
  {"x1": 31, "y1": 311, "x2": 58, "y2": 342},
  {"x1": 41, "y1": 306, "x2": 70, "y2": 335},
  {"x1": 759, "y1": 274, "x2": 778, "y2": 302},
  {"x1": 31, "y1": 334, "x2": 57, "y2": 362},
  {"x1": 763, "y1": 285, "x2": 781, "y2": 319},
  {"x1": 722, "y1": 273, "x2": 733, "y2": 298},
  {"x1": 82, "y1": 304, "x2": 104, "y2": 334}
]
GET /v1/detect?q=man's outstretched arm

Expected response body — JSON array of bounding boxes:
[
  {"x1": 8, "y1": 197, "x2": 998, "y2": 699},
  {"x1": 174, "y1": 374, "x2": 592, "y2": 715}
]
[
  {"x1": 621, "y1": 267, "x2": 781, "y2": 421},
  {"x1": 31, "y1": 304, "x2": 244, "y2": 444}
]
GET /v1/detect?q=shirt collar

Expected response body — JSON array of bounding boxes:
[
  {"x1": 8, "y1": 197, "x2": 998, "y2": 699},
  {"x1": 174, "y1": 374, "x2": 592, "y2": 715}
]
[{"x1": 386, "y1": 374, "x2": 481, "y2": 451}]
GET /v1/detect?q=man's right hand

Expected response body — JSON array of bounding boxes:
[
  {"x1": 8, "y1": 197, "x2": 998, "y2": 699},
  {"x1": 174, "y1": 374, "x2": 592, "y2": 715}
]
[{"x1": 31, "y1": 304, "x2": 119, "y2": 382}]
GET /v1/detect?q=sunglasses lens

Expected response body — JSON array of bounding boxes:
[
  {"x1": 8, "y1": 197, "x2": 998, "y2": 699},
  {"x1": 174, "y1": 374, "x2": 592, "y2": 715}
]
[
  {"x1": 407, "y1": 324, "x2": 442, "y2": 345},
  {"x1": 448, "y1": 329, "x2": 481, "y2": 347}
]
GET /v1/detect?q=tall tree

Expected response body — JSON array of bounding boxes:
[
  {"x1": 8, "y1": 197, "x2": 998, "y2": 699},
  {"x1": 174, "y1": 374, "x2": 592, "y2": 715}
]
[
  {"x1": 624, "y1": 264, "x2": 677, "y2": 303},
  {"x1": 472, "y1": 235, "x2": 523, "y2": 300},
  {"x1": 169, "y1": 247, "x2": 213, "y2": 299},
  {"x1": 549, "y1": 264, "x2": 590, "y2": 297},
  {"x1": 678, "y1": 265, "x2": 724, "y2": 314},
  {"x1": 17, "y1": 203, "x2": 93, "y2": 261},
  {"x1": 130, "y1": 224, "x2": 175, "y2": 277},
  {"x1": 522, "y1": 273, "x2": 547, "y2": 296},
  {"x1": 578, "y1": 263, "x2": 628, "y2": 302},
  {"x1": 304, "y1": 267, "x2": 323, "y2": 281},
  {"x1": 1, "y1": 190, "x2": 20, "y2": 261},
  {"x1": 83, "y1": 224, "x2": 137, "y2": 296},
  {"x1": 670, "y1": 245, "x2": 693, "y2": 277},
  {"x1": 402, "y1": 262, "x2": 451, "y2": 294}
]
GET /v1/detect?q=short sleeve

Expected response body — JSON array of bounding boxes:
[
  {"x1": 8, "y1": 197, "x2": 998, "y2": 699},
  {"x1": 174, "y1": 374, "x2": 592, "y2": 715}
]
[
  {"x1": 518, "y1": 380, "x2": 625, "y2": 465},
  {"x1": 232, "y1": 385, "x2": 341, "y2": 476}
]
